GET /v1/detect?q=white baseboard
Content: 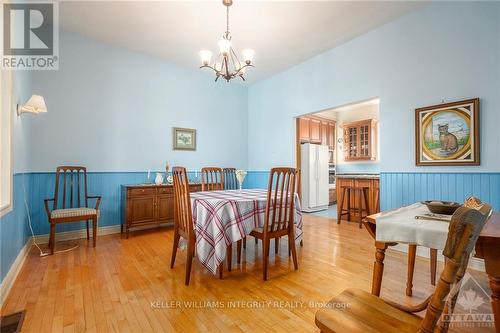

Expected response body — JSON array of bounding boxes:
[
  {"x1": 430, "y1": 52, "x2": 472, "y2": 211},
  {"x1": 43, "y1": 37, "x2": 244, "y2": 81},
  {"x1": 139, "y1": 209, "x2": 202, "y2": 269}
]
[
  {"x1": 0, "y1": 237, "x2": 33, "y2": 307},
  {"x1": 33, "y1": 224, "x2": 122, "y2": 244},
  {"x1": 390, "y1": 244, "x2": 485, "y2": 272}
]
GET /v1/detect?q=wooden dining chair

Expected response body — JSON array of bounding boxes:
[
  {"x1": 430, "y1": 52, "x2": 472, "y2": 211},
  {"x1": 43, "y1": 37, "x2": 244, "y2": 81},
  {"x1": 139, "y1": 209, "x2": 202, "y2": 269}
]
[
  {"x1": 223, "y1": 168, "x2": 238, "y2": 190},
  {"x1": 171, "y1": 167, "x2": 196, "y2": 285},
  {"x1": 171, "y1": 167, "x2": 225, "y2": 284},
  {"x1": 250, "y1": 167, "x2": 299, "y2": 281},
  {"x1": 224, "y1": 167, "x2": 248, "y2": 259},
  {"x1": 201, "y1": 167, "x2": 224, "y2": 191},
  {"x1": 315, "y1": 197, "x2": 492, "y2": 333},
  {"x1": 44, "y1": 166, "x2": 101, "y2": 255}
]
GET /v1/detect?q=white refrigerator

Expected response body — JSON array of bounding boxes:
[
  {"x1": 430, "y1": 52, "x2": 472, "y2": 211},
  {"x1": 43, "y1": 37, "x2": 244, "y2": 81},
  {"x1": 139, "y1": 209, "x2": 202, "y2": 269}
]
[{"x1": 301, "y1": 143, "x2": 329, "y2": 212}]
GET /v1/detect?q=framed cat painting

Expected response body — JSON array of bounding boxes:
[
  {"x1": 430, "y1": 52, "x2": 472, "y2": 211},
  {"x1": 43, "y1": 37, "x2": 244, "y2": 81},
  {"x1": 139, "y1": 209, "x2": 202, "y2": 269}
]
[{"x1": 415, "y1": 98, "x2": 480, "y2": 166}]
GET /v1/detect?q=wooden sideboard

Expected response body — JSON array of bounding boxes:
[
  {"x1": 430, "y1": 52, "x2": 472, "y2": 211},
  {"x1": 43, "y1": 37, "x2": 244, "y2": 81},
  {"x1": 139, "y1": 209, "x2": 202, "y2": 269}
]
[
  {"x1": 336, "y1": 176, "x2": 380, "y2": 222},
  {"x1": 121, "y1": 183, "x2": 201, "y2": 238}
]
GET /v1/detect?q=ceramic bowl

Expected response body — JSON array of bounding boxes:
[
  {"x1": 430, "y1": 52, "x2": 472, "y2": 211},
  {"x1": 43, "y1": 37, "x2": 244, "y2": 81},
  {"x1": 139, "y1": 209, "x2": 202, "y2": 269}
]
[{"x1": 421, "y1": 200, "x2": 461, "y2": 215}]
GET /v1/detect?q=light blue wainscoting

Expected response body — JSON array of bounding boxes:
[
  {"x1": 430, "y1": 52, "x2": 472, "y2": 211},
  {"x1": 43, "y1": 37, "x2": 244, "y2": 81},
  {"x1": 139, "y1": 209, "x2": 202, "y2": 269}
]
[
  {"x1": 244, "y1": 171, "x2": 270, "y2": 189},
  {"x1": 0, "y1": 174, "x2": 31, "y2": 282},
  {"x1": 380, "y1": 172, "x2": 500, "y2": 211},
  {"x1": 27, "y1": 171, "x2": 264, "y2": 236}
]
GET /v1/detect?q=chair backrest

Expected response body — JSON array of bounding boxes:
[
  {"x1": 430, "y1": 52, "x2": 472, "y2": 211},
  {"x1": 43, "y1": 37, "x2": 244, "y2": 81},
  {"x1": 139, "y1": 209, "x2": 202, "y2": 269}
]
[
  {"x1": 53, "y1": 166, "x2": 88, "y2": 210},
  {"x1": 419, "y1": 197, "x2": 492, "y2": 333},
  {"x1": 263, "y1": 168, "x2": 298, "y2": 234},
  {"x1": 223, "y1": 168, "x2": 238, "y2": 190},
  {"x1": 172, "y1": 167, "x2": 194, "y2": 238},
  {"x1": 201, "y1": 167, "x2": 224, "y2": 191}
]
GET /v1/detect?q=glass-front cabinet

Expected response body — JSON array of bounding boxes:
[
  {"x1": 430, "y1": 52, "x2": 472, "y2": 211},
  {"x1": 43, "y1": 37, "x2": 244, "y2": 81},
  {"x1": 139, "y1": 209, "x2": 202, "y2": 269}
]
[{"x1": 342, "y1": 119, "x2": 377, "y2": 161}]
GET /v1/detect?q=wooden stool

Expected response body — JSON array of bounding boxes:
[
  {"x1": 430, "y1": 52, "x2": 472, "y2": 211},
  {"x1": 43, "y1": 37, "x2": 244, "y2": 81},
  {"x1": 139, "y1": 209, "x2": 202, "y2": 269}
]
[{"x1": 337, "y1": 185, "x2": 370, "y2": 228}]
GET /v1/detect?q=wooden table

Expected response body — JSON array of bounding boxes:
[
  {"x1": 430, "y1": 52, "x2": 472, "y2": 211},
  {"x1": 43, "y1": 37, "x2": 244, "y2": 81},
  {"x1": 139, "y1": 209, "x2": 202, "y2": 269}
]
[{"x1": 363, "y1": 211, "x2": 500, "y2": 332}]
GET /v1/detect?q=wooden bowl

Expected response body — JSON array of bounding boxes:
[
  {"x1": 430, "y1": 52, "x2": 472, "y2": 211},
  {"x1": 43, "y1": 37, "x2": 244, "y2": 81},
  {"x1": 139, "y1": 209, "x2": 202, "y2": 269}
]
[{"x1": 422, "y1": 200, "x2": 461, "y2": 215}]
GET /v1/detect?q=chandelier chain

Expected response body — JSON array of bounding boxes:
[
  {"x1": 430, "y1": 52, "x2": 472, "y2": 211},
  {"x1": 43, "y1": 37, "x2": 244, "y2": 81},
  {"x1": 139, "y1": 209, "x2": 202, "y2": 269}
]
[{"x1": 226, "y1": 6, "x2": 229, "y2": 35}]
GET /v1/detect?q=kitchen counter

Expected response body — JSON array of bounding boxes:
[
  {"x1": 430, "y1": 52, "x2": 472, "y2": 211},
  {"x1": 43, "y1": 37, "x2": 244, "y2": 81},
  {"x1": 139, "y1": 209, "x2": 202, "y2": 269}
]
[{"x1": 335, "y1": 174, "x2": 380, "y2": 180}]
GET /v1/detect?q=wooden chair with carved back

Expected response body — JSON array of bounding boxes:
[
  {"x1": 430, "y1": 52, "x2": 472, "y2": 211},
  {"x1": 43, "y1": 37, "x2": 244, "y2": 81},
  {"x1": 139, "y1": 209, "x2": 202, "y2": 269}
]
[
  {"x1": 171, "y1": 167, "x2": 225, "y2": 285},
  {"x1": 44, "y1": 166, "x2": 101, "y2": 255},
  {"x1": 201, "y1": 167, "x2": 224, "y2": 192},
  {"x1": 315, "y1": 197, "x2": 492, "y2": 333},
  {"x1": 250, "y1": 167, "x2": 299, "y2": 281}
]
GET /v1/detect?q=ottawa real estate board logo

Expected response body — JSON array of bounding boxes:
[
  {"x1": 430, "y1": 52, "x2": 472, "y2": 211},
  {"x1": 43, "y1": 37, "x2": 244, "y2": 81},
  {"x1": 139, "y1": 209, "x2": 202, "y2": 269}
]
[
  {"x1": 443, "y1": 273, "x2": 494, "y2": 329},
  {"x1": 1, "y1": 1, "x2": 59, "y2": 70}
]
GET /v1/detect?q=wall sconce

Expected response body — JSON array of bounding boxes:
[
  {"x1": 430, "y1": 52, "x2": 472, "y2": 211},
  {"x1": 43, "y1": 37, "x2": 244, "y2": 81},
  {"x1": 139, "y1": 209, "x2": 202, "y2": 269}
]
[{"x1": 17, "y1": 95, "x2": 47, "y2": 116}]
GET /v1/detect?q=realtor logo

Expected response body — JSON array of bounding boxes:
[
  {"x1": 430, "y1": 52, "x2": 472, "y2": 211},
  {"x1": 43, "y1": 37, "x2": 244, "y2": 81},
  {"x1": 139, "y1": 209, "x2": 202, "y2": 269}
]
[
  {"x1": 443, "y1": 273, "x2": 494, "y2": 329},
  {"x1": 1, "y1": 1, "x2": 59, "y2": 69}
]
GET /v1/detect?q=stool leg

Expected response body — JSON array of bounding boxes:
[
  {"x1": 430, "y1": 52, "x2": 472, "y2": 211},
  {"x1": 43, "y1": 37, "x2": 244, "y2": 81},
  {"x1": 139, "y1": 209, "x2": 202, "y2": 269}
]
[
  {"x1": 358, "y1": 189, "x2": 363, "y2": 228},
  {"x1": 337, "y1": 187, "x2": 346, "y2": 224},
  {"x1": 346, "y1": 188, "x2": 351, "y2": 221},
  {"x1": 361, "y1": 188, "x2": 370, "y2": 229}
]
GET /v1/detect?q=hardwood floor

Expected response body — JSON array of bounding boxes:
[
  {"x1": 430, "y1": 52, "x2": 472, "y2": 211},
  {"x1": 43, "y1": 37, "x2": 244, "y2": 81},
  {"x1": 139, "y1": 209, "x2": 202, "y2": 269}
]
[{"x1": 1, "y1": 214, "x2": 494, "y2": 332}]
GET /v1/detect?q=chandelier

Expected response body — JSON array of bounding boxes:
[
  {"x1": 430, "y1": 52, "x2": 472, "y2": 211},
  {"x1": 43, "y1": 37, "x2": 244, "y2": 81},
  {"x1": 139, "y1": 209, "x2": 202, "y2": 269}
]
[{"x1": 199, "y1": 0, "x2": 254, "y2": 82}]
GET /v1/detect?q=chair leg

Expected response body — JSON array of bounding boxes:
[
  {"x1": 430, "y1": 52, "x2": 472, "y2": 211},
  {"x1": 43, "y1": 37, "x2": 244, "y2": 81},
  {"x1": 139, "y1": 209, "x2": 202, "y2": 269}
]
[
  {"x1": 49, "y1": 223, "x2": 56, "y2": 255},
  {"x1": 237, "y1": 240, "x2": 242, "y2": 264},
  {"x1": 243, "y1": 237, "x2": 247, "y2": 249},
  {"x1": 300, "y1": 239, "x2": 303, "y2": 247},
  {"x1": 86, "y1": 220, "x2": 90, "y2": 240},
  {"x1": 218, "y1": 262, "x2": 223, "y2": 280},
  {"x1": 289, "y1": 233, "x2": 298, "y2": 270},
  {"x1": 406, "y1": 244, "x2": 417, "y2": 296},
  {"x1": 275, "y1": 237, "x2": 279, "y2": 254},
  {"x1": 263, "y1": 239, "x2": 270, "y2": 281},
  {"x1": 255, "y1": 237, "x2": 258, "y2": 245},
  {"x1": 185, "y1": 245, "x2": 194, "y2": 285},
  {"x1": 170, "y1": 232, "x2": 180, "y2": 268},
  {"x1": 92, "y1": 218, "x2": 97, "y2": 247},
  {"x1": 430, "y1": 248, "x2": 437, "y2": 286},
  {"x1": 227, "y1": 243, "x2": 232, "y2": 272}
]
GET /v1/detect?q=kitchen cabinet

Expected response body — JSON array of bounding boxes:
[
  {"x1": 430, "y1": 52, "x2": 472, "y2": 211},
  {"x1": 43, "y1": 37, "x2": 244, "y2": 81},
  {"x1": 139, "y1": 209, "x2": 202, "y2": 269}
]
[
  {"x1": 310, "y1": 118, "x2": 321, "y2": 143},
  {"x1": 298, "y1": 116, "x2": 336, "y2": 150},
  {"x1": 299, "y1": 117, "x2": 311, "y2": 141},
  {"x1": 342, "y1": 119, "x2": 377, "y2": 161}
]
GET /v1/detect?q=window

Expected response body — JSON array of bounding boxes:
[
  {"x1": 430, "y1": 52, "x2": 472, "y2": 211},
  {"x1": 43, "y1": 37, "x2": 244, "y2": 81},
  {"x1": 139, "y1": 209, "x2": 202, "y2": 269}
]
[{"x1": 0, "y1": 69, "x2": 13, "y2": 216}]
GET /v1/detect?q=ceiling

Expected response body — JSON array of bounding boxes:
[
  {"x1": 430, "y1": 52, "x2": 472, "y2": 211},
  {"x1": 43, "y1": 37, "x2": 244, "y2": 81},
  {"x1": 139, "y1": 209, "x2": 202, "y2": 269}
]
[
  {"x1": 314, "y1": 98, "x2": 379, "y2": 119},
  {"x1": 59, "y1": 1, "x2": 427, "y2": 84}
]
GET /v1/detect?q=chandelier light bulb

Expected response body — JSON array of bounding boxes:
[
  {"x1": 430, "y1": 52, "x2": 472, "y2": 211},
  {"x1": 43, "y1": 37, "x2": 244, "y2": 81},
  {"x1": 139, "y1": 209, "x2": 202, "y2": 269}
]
[
  {"x1": 242, "y1": 49, "x2": 255, "y2": 64},
  {"x1": 199, "y1": 50, "x2": 213, "y2": 66},
  {"x1": 218, "y1": 39, "x2": 231, "y2": 56}
]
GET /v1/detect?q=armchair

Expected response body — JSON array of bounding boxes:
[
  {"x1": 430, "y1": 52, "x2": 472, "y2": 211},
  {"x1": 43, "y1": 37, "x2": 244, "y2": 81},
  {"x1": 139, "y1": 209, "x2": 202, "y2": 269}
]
[{"x1": 44, "y1": 166, "x2": 101, "y2": 254}]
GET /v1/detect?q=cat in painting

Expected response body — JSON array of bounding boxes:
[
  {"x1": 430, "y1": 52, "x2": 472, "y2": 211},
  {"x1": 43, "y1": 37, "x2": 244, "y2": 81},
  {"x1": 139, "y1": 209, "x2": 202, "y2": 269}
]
[{"x1": 438, "y1": 124, "x2": 458, "y2": 153}]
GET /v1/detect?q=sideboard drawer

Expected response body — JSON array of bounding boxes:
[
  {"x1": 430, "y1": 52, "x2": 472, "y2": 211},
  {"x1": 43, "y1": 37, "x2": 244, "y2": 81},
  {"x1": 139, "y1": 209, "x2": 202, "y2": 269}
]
[
  {"x1": 128, "y1": 187, "x2": 156, "y2": 197},
  {"x1": 157, "y1": 187, "x2": 173, "y2": 195}
]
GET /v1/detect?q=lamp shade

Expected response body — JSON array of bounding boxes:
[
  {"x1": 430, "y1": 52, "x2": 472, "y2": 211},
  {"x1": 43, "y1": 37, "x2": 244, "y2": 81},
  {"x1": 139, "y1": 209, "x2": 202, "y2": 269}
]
[{"x1": 17, "y1": 95, "x2": 47, "y2": 115}]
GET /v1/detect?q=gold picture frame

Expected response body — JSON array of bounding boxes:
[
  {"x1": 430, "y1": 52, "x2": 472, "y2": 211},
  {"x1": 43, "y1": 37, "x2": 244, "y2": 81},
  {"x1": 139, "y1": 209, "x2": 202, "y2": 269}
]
[
  {"x1": 415, "y1": 98, "x2": 480, "y2": 166},
  {"x1": 173, "y1": 127, "x2": 196, "y2": 151}
]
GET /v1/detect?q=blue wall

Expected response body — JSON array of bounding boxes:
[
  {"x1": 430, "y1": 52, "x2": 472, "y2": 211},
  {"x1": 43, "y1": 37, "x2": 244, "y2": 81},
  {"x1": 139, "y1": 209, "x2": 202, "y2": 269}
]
[
  {"x1": 247, "y1": 2, "x2": 500, "y2": 173},
  {"x1": 381, "y1": 172, "x2": 500, "y2": 212}
]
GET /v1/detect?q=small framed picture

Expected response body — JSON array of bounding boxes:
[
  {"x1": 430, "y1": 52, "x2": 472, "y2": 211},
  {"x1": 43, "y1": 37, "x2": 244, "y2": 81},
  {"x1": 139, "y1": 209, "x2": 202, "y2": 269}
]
[
  {"x1": 415, "y1": 98, "x2": 480, "y2": 166},
  {"x1": 173, "y1": 127, "x2": 196, "y2": 151}
]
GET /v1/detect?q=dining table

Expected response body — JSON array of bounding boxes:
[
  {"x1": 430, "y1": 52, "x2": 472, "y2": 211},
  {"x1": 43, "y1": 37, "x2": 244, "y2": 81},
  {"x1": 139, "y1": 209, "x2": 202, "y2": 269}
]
[
  {"x1": 363, "y1": 206, "x2": 500, "y2": 333},
  {"x1": 189, "y1": 189, "x2": 303, "y2": 275}
]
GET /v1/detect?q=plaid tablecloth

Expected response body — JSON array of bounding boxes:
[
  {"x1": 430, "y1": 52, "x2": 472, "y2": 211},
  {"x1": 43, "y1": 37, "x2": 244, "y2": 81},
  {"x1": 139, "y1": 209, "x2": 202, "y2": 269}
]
[{"x1": 190, "y1": 189, "x2": 303, "y2": 274}]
